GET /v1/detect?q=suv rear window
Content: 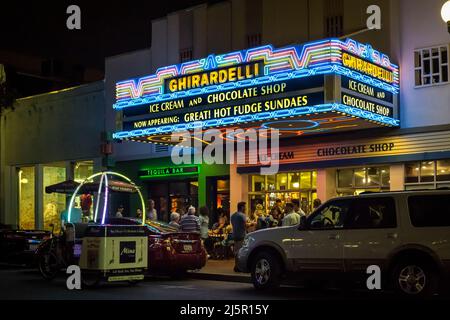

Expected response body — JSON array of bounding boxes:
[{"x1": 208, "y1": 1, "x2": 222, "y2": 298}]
[
  {"x1": 346, "y1": 197, "x2": 397, "y2": 229},
  {"x1": 408, "y1": 195, "x2": 450, "y2": 227}
]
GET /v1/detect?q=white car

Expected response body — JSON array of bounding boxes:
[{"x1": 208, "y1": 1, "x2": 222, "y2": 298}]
[{"x1": 237, "y1": 190, "x2": 450, "y2": 297}]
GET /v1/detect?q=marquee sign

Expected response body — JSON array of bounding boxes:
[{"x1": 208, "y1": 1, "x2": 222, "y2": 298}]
[{"x1": 113, "y1": 38, "x2": 400, "y2": 142}]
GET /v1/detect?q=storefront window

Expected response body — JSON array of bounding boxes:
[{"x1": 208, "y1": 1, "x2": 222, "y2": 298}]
[
  {"x1": 251, "y1": 175, "x2": 265, "y2": 192},
  {"x1": 437, "y1": 160, "x2": 450, "y2": 181},
  {"x1": 420, "y1": 161, "x2": 435, "y2": 182},
  {"x1": 300, "y1": 172, "x2": 311, "y2": 189},
  {"x1": 354, "y1": 168, "x2": 366, "y2": 187},
  {"x1": 74, "y1": 160, "x2": 94, "y2": 183},
  {"x1": 216, "y1": 179, "x2": 230, "y2": 212},
  {"x1": 405, "y1": 159, "x2": 450, "y2": 190},
  {"x1": 312, "y1": 171, "x2": 317, "y2": 189},
  {"x1": 276, "y1": 173, "x2": 288, "y2": 191},
  {"x1": 405, "y1": 162, "x2": 420, "y2": 183},
  {"x1": 337, "y1": 166, "x2": 390, "y2": 195},
  {"x1": 337, "y1": 169, "x2": 353, "y2": 188},
  {"x1": 18, "y1": 167, "x2": 35, "y2": 229},
  {"x1": 266, "y1": 175, "x2": 275, "y2": 191},
  {"x1": 367, "y1": 167, "x2": 381, "y2": 187},
  {"x1": 381, "y1": 168, "x2": 390, "y2": 186},
  {"x1": 249, "y1": 170, "x2": 317, "y2": 215},
  {"x1": 74, "y1": 161, "x2": 94, "y2": 220},
  {"x1": 288, "y1": 173, "x2": 300, "y2": 189},
  {"x1": 43, "y1": 164, "x2": 66, "y2": 233}
]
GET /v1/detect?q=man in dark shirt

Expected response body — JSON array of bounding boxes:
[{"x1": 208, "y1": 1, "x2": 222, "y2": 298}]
[{"x1": 231, "y1": 202, "x2": 247, "y2": 272}]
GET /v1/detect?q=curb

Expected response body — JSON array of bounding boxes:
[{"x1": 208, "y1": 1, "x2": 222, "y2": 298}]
[{"x1": 187, "y1": 271, "x2": 252, "y2": 283}]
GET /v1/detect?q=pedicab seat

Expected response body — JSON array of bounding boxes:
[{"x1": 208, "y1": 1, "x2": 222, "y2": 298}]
[{"x1": 65, "y1": 223, "x2": 90, "y2": 242}]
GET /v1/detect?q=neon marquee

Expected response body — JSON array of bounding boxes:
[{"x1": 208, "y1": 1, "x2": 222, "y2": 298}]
[{"x1": 113, "y1": 38, "x2": 400, "y2": 142}]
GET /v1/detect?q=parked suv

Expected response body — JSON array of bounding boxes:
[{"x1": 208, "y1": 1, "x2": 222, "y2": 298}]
[{"x1": 237, "y1": 190, "x2": 450, "y2": 296}]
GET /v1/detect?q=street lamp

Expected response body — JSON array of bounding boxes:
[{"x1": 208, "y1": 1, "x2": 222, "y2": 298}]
[{"x1": 442, "y1": 0, "x2": 450, "y2": 33}]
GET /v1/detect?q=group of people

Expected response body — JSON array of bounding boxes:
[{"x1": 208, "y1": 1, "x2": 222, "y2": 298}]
[
  {"x1": 115, "y1": 199, "x2": 158, "y2": 221},
  {"x1": 112, "y1": 198, "x2": 322, "y2": 271},
  {"x1": 248, "y1": 198, "x2": 322, "y2": 230},
  {"x1": 168, "y1": 206, "x2": 212, "y2": 242}
]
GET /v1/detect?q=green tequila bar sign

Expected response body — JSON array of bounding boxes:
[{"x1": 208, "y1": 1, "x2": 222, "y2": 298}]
[{"x1": 138, "y1": 165, "x2": 199, "y2": 179}]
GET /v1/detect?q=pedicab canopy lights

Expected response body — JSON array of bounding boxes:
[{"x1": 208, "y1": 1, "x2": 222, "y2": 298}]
[
  {"x1": 67, "y1": 172, "x2": 146, "y2": 226},
  {"x1": 113, "y1": 38, "x2": 400, "y2": 142}
]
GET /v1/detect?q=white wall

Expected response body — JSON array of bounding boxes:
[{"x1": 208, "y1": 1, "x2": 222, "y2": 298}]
[
  {"x1": 4, "y1": 82, "x2": 104, "y2": 166},
  {"x1": 151, "y1": 18, "x2": 168, "y2": 73},
  {"x1": 104, "y1": 49, "x2": 161, "y2": 162},
  {"x1": 193, "y1": 5, "x2": 208, "y2": 59},
  {"x1": 399, "y1": 0, "x2": 450, "y2": 128}
]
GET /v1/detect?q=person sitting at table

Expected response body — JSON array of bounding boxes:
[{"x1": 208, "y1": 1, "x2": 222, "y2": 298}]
[
  {"x1": 247, "y1": 204, "x2": 262, "y2": 233},
  {"x1": 211, "y1": 213, "x2": 228, "y2": 234}
]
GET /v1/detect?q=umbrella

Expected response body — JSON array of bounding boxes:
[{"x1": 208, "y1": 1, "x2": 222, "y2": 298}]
[
  {"x1": 45, "y1": 179, "x2": 80, "y2": 194},
  {"x1": 84, "y1": 179, "x2": 138, "y2": 193},
  {"x1": 45, "y1": 179, "x2": 138, "y2": 194}
]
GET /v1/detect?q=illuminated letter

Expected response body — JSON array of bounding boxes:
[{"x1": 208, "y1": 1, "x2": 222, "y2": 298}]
[
  {"x1": 219, "y1": 70, "x2": 228, "y2": 83},
  {"x1": 178, "y1": 77, "x2": 187, "y2": 91},
  {"x1": 168, "y1": 79, "x2": 178, "y2": 92},
  {"x1": 201, "y1": 73, "x2": 210, "y2": 87},
  {"x1": 191, "y1": 75, "x2": 201, "y2": 89},
  {"x1": 228, "y1": 67, "x2": 237, "y2": 82},
  {"x1": 210, "y1": 71, "x2": 219, "y2": 85}
]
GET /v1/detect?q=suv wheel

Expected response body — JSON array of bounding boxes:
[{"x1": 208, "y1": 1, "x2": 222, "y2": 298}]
[
  {"x1": 251, "y1": 252, "x2": 281, "y2": 290},
  {"x1": 392, "y1": 260, "x2": 438, "y2": 297}
]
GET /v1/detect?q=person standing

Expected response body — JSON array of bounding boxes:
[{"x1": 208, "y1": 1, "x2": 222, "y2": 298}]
[
  {"x1": 292, "y1": 199, "x2": 306, "y2": 217},
  {"x1": 169, "y1": 212, "x2": 181, "y2": 230},
  {"x1": 313, "y1": 198, "x2": 322, "y2": 212},
  {"x1": 147, "y1": 199, "x2": 158, "y2": 221},
  {"x1": 282, "y1": 202, "x2": 301, "y2": 226},
  {"x1": 231, "y1": 202, "x2": 247, "y2": 272},
  {"x1": 198, "y1": 206, "x2": 210, "y2": 241},
  {"x1": 180, "y1": 206, "x2": 200, "y2": 232},
  {"x1": 60, "y1": 201, "x2": 82, "y2": 230}
]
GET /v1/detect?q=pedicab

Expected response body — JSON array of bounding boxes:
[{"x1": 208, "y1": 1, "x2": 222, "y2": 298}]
[{"x1": 37, "y1": 171, "x2": 148, "y2": 287}]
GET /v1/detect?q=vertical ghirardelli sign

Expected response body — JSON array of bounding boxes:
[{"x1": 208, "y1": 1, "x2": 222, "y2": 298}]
[{"x1": 119, "y1": 241, "x2": 136, "y2": 264}]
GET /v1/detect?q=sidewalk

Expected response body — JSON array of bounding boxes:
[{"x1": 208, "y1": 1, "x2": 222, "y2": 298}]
[{"x1": 188, "y1": 259, "x2": 251, "y2": 283}]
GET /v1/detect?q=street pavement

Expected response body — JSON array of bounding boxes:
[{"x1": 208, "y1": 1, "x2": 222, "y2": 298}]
[{"x1": 0, "y1": 265, "x2": 447, "y2": 300}]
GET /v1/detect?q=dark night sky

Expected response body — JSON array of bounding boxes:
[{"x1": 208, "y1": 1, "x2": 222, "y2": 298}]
[{"x1": 0, "y1": 0, "x2": 209, "y2": 71}]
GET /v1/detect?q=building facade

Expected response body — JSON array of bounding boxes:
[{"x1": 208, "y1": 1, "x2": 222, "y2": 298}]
[
  {"x1": 106, "y1": 0, "x2": 450, "y2": 223},
  {"x1": 0, "y1": 82, "x2": 106, "y2": 230},
  {"x1": 3, "y1": 0, "x2": 448, "y2": 230}
]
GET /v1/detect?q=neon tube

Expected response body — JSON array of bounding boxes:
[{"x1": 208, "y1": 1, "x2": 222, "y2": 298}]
[
  {"x1": 67, "y1": 171, "x2": 146, "y2": 226},
  {"x1": 93, "y1": 173, "x2": 105, "y2": 222},
  {"x1": 101, "y1": 173, "x2": 109, "y2": 225}
]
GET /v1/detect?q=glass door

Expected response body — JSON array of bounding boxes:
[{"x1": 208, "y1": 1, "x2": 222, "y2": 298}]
[{"x1": 18, "y1": 167, "x2": 36, "y2": 229}]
